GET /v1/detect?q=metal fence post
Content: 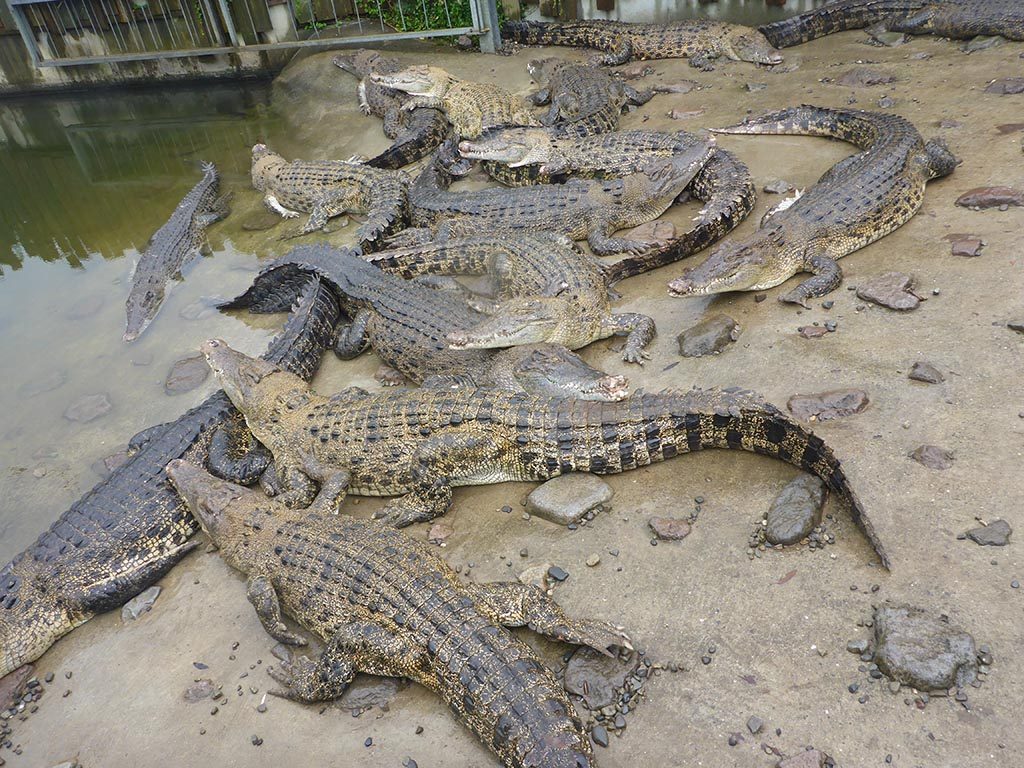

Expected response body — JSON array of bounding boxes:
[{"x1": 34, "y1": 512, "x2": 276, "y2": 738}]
[
  {"x1": 476, "y1": 0, "x2": 500, "y2": 52},
  {"x1": 10, "y1": 6, "x2": 42, "y2": 65},
  {"x1": 215, "y1": 0, "x2": 241, "y2": 46}
]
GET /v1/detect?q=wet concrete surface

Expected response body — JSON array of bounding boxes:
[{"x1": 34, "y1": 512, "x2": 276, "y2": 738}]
[{"x1": 1, "y1": 26, "x2": 1023, "y2": 768}]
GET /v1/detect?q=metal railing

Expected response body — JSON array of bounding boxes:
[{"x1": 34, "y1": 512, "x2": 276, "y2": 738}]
[{"x1": 6, "y1": 0, "x2": 500, "y2": 68}]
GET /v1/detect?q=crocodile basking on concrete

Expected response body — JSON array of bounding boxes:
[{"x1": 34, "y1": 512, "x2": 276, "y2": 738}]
[
  {"x1": 458, "y1": 127, "x2": 756, "y2": 281},
  {"x1": 332, "y1": 50, "x2": 448, "y2": 169},
  {"x1": 668, "y1": 106, "x2": 957, "y2": 305},
  {"x1": 202, "y1": 338, "x2": 891, "y2": 569},
  {"x1": 250, "y1": 143, "x2": 408, "y2": 248},
  {"x1": 502, "y1": 19, "x2": 784, "y2": 69},
  {"x1": 758, "y1": 0, "x2": 1024, "y2": 48},
  {"x1": 527, "y1": 57, "x2": 652, "y2": 138},
  {"x1": 0, "y1": 280, "x2": 339, "y2": 679},
  {"x1": 369, "y1": 65, "x2": 538, "y2": 139},
  {"x1": 404, "y1": 138, "x2": 715, "y2": 256},
  {"x1": 123, "y1": 162, "x2": 229, "y2": 342},
  {"x1": 223, "y1": 243, "x2": 632, "y2": 397},
  {"x1": 167, "y1": 460, "x2": 629, "y2": 768}
]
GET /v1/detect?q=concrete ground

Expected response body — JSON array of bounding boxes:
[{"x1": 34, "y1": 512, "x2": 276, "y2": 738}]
[{"x1": 2, "y1": 27, "x2": 1023, "y2": 768}]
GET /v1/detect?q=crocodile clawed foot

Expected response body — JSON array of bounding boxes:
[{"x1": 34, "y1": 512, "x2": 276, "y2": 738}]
[
  {"x1": 267, "y1": 657, "x2": 321, "y2": 702},
  {"x1": 778, "y1": 290, "x2": 810, "y2": 309},
  {"x1": 272, "y1": 622, "x2": 309, "y2": 647},
  {"x1": 622, "y1": 349, "x2": 650, "y2": 365},
  {"x1": 560, "y1": 620, "x2": 634, "y2": 657},
  {"x1": 373, "y1": 499, "x2": 437, "y2": 528}
]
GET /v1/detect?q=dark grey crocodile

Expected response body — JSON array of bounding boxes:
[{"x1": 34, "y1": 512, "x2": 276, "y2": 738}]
[
  {"x1": 167, "y1": 460, "x2": 629, "y2": 768},
  {"x1": 123, "y1": 162, "x2": 229, "y2": 342},
  {"x1": 332, "y1": 50, "x2": 449, "y2": 169},
  {"x1": 0, "y1": 279, "x2": 338, "y2": 679},
  {"x1": 758, "y1": 0, "x2": 1024, "y2": 48},
  {"x1": 222, "y1": 244, "x2": 631, "y2": 399}
]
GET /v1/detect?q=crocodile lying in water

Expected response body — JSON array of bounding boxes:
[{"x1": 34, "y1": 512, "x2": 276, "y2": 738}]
[
  {"x1": 502, "y1": 19, "x2": 784, "y2": 69},
  {"x1": 758, "y1": 0, "x2": 1024, "y2": 48},
  {"x1": 223, "y1": 243, "x2": 631, "y2": 398},
  {"x1": 528, "y1": 58, "x2": 651, "y2": 138},
  {"x1": 202, "y1": 339, "x2": 891, "y2": 568},
  {"x1": 332, "y1": 50, "x2": 448, "y2": 169},
  {"x1": 404, "y1": 138, "x2": 715, "y2": 256},
  {"x1": 123, "y1": 162, "x2": 229, "y2": 342},
  {"x1": 167, "y1": 460, "x2": 629, "y2": 768},
  {"x1": 369, "y1": 65, "x2": 537, "y2": 139},
  {"x1": 458, "y1": 127, "x2": 756, "y2": 282},
  {"x1": 0, "y1": 280, "x2": 338, "y2": 679},
  {"x1": 668, "y1": 106, "x2": 957, "y2": 305},
  {"x1": 250, "y1": 143, "x2": 408, "y2": 248}
]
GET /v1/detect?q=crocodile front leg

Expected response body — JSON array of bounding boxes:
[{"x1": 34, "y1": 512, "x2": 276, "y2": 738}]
[
  {"x1": 689, "y1": 50, "x2": 717, "y2": 71},
  {"x1": 778, "y1": 253, "x2": 843, "y2": 308},
  {"x1": 285, "y1": 188, "x2": 356, "y2": 239},
  {"x1": 333, "y1": 309, "x2": 372, "y2": 359},
  {"x1": 268, "y1": 621, "x2": 425, "y2": 702},
  {"x1": 374, "y1": 425, "x2": 511, "y2": 527},
  {"x1": 623, "y1": 84, "x2": 654, "y2": 106},
  {"x1": 587, "y1": 223, "x2": 652, "y2": 257},
  {"x1": 247, "y1": 574, "x2": 308, "y2": 647},
  {"x1": 402, "y1": 95, "x2": 444, "y2": 112},
  {"x1": 382, "y1": 106, "x2": 405, "y2": 139},
  {"x1": 275, "y1": 464, "x2": 318, "y2": 509},
  {"x1": 264, "y1": 194, "x2": 301, "y2": 219},
  {"x1": 466, "y1": 582, "x2": 632, "y2": 656},
  {"x1": 601, "y1": 312, "x2": 656, "y2": 365}
]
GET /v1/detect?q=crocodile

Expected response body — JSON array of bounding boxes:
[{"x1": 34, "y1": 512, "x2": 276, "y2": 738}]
[
  {"x1": 332, "y1": 50, "x2": 448, "y2": 169},
  {"x1": 222, "y1": 244, "x2": 632, "y2": 398},
  {"x1": 502, "y1": 19, "x2": 784, "y2": 69},
  {"x1": 0, "y1": 280, "x2": 338, "y2": 679},
  {"x1": 527, "y1": 57, "x2": 652, "y2": 138},
  {"x1": 758, "y1": 0, "x2": 1024, "y2": 48},
  {"x1": 202, "y1": 338, "x2": 891, "y2": 569},
  {"x1": 166, "y1": 460, "x2": 630, "y2": 768},
  {"x1": 404, "y1": 138, "x2": 716, "y2": 257},
  {"x1": 369, "y1": 65, "x2": 538, "y2": 139},
  {"x1": 457, "y1": 127, "x2": 756, "y2": 281},
  {"x1": 668, "y1": 106, "x2": 957, "y2": 305},
  {"x1": 250, "y1": 143, "x2": 408, "y2": 248},
  {"x1": 123, "y1": 162, "x2": 229, "y2": 342}
]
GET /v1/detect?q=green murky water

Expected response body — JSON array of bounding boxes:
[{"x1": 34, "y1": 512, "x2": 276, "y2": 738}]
[{"x1": 0, "y1": 85, "x2": 290, "y2": 559}]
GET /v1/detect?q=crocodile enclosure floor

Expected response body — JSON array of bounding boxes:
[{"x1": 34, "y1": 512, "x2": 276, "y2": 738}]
[{"x1": 1, "y1": 26, "x2": 1022, "y2": 768}]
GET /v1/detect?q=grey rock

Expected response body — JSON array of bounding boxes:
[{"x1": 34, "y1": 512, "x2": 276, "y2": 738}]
[
  {"x1": 964, "y1": 519, "x2": 1012, "y2": 546},
  {"x1": 165, "y1": 354, "x2": 211, "y2": 395},
  {"x1": 240, "y1": 210, "x2": 282, "y2": 232},
  {"x1": 1008, "y1": 320, "x2": 1024, "y2": 334},
  {"x1": 0, "y1": 664, "x2": 33, "y2": 710},
  {"x1": 763, "y1": 179, "x2": 795, "y2": 194},
  {"x1": 63, "y1": 393, "x2": 112, "y2": 423},
  {"x1": 746, "y1": 715, "x2": 764, "y2": 734},
  {"x1": 870, "y1": 30, "x2": 908, "y2": 47},
  {"x1": 836, "y1": 67, "x2": 895, "y2": 87},
  {"x1": 648, "y1": 516, "x2": 692, "y2": 541},
  {"x1": 856, "y1": 272, "x2": 921, "y2": 310},
  {"x1": 339, "y1": 676, "x2": 409, "y2": 711},
  {"x1": 787, "y1": 389, "x2": 869, "y2": 421},
  {"x1": 18, "y1": 369, "x2": 68, "y2": 398},
  {"x1": 908, "y1": 361, "x2": 944, "y2": 384},
  {"x1": 847, "y1": 638, "x2": 870, "y2": 655},
  {"x1": 183, "y1": 679, "x2": 217, "y2": 703},
  {"x1": 910, "y1": 445, "x2": 954, "y2": 470},
  {"x1": 652, "y1": 80, "x2": 701, "y2": 94},
  {"x1": 121, "y1": 585, "x2": 161, "y2": 621},
  {"x1": 955, "y1": 186, "x2": 1024, "y2": 209},
  {"x1": 765, "y1": 474, "x2": 826, "y2": 545},
  {"x1": 745, "y1": 82, "x2": 767, "y2": 92},
  {"x1": 777, "y1": 750, "x2": 825, "y2": 768},
  {"x1": 949, "y1": 237, "x2": 984, "y2": 257},
  {"x1": 564, "y1": 647, "x2": 637, "y2": 709},
  {"x1": 526, "y1": 474, "x2": 612, "y2": 525},
  {"x1": 677, "y1": 314, "x2": 740, "y2": 357},
  {"x1": 179, "y1": 298, "x2": 219, "y2": 321},
  {"x1": 984, "y1": 77, "x2": 1024, "y2": 95},
  {"x1": 49, "y1": 762, "x2": 81, "y2": 768},
  {"x1": 877, "y1": 95, "x2": 894, "y2": 108},
  {"x1": 962, "y1": 35, "x2": 1003, "y2": 52},
  {"x1": 872, "y1": 604, "x2": 978, "y2": 691}
]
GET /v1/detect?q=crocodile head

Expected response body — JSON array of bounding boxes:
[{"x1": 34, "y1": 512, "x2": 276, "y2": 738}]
[
  {"x1": 201, "y1": 339, "x2": 310, "y2": 441},
  {"x1": 250, "y1": 143, "x2": 282, "y2": 192},
  {"x1": 667, "y1": 225, "x2": 791, "y2": 297},
  {"x1": 526, "y1": 57, "x2": 562, "y2": 86},
  {"x1": 496, "y1": 345, "x2": 630, "y2": 402},
  {"x1": 724, "y1": 28, "x2": 784, "y2": 66},
  {"x1": 123, "y1": 276, "x2": 166, "y2": 343},
  {"x1": 629, "y1": 138, "x2": 717, "y2": 202},
  {"x1": 332, "y1": 49, "x2": 385, "y2": 77},
  {"x1": 458, "y1": 127, "x2": 553, "y2": 168},
  {"x1": 369, "y1": 65, "x2": 449, "y2": 97},
  {"x1": 447, "y1": 297, "x2": 562, "y2": 349},
  {"x1": 165, "y1": 460, "x2": 267, "y2": 569}
]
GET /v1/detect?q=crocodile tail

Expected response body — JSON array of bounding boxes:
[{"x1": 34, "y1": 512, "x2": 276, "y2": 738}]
[
  {"x1": 501, "y1": 20, "x2": 568, "y2": 46},
  {"x1": 199, "y1": 160, "x2": 218, "y2": 178},
  {"x1": 574, "y1": 389, "x2": 889, "y2": 568},
  {"x1": 758, "y1": 0, "x2": 927, "y2": 47},
  {"x1": 368, "y1": 108, "x2": 448, "y2": 170},
  {"x1": 262, "y1": 275, "x2": 340, "y2": 381},
  {"x1": 603, "y1": 150, "x2": 756, "y2": 283},
  {"x1": 711, "y1": 105, "x2": 900, "y2": 152}
]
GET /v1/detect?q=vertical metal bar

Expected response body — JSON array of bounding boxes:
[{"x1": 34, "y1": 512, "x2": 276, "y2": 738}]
[
  {"x1": 351, "y1": 0, "x2": 361, "y2": 33},
  {"x1": 283, "y1": 0, "x2": 301, "y2": 40},
  {"x1": 156, "y1": 0, "x2": 181, "y2": 47},
  {"x1": 138, "y1": 1, "x2": 164, "y2": 50},
  {"x1": 47, "y1": 3, "x2": 68, "y2": 57},
  {"x1": 467, "y1": 0, "x2": 478, "y2": 31},
  {"x1": 198, "y1": 0, "x2": 224, "y2": 45},
  {"x1": 97, "y1": 0, "x2": 128, "y2": 51},
  {"x1": 11, "y1": 6, "x2": 42, "y2": 65},
  {"x1": 477, "y1": 0, "x2": 499, "y2": 51},
  {"x1": 239, "y1": 0, "x2": 258, "y2": 44},
  {"x1": 396, "y1": 0, "x2": 406, "y2": 32},
  {"x1": 327, "y1": 0, "x2": 340, "y2": 35},
  {"x1": 214, "y1": 0, "x2": 240, "y2": 45},
  {"x1": 123, "y1": 0, "x2": 148, "y2": 52},
  {"x1": 173, "y1": 0, "x2": 200, "y2": 46},
  {"x1": 441, "y1": 0, "x2": 451, "y2": 30},
  {"x1": 374, "y1": 0, "x2": 384, "y2": 31}
]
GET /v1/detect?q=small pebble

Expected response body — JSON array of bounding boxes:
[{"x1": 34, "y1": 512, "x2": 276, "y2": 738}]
[
  {"x1": 592, "y1": 725, "x2": 609, "y2": 748},
  {"x1": 251, "y1": 736, "x2": 263, "y2": 747},
  {"x1": 586, "y1": 554, "x2": 600, "y2": 567},
  {"x1": 365, "y1": 737, "x2": 373, "y2": 747}
]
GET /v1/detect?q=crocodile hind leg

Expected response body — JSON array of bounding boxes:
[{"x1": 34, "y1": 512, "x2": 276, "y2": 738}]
[
  {"x1": 689, "y1": 50, "x2": 718, "y2": 71},
  {"x1": 466, "y1": 582, "x2": 632, "y2": 657},
  {"x1": 264, "y1": 194, "x2": 301, "y2": 219},
  {"x1": 623, "y1": 84, "x2": 654, "y2": 106},
  {"x1": 587, "y1": 223, "x2": 653, "y2": 257},
  {"x1": 268, "y1": 621, "x2": 425, "y2": 702},
  {"x1": 601, "y1": 312, "x2": 656, "y2": 365},
  {"x1": 285, "y1": 189, "x2": 356, "y2": 239},
  {"x1": 247, "y1": 574, "x2": 308, "y2": 647},
  {"x1": 207, "y1": 420, "x2": 272, "y2": 485},
  {"x1": 127, "y1": 422, "x2": 173, "y2": 455},
  {"x1": 778, "y1": 254, "x2": 843, "y2": 308},
  {"x1": 333, "y1": 309, "x2": 372, "y2": 359},
  {"x1": 374, "y1": 425, "x2": 512, "y2": 527}
]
